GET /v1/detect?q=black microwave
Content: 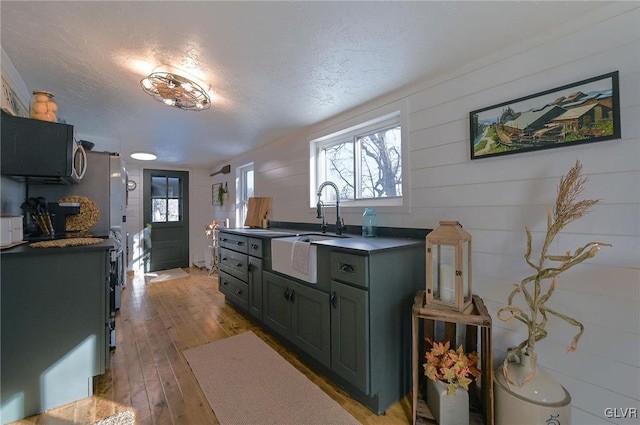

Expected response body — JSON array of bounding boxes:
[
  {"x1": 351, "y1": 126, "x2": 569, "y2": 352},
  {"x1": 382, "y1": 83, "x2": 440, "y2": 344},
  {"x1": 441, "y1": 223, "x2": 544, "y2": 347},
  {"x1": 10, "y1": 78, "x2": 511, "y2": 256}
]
[{"x1": 1, "y1": 111, "x2": 86, "y2": 184}]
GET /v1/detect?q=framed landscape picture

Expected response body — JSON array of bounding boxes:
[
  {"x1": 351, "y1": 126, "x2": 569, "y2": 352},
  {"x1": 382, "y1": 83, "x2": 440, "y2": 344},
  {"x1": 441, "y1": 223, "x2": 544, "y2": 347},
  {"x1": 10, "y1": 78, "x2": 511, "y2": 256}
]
[{"x1": 470, "y1": 71, "x2": 620, "y2": 160}]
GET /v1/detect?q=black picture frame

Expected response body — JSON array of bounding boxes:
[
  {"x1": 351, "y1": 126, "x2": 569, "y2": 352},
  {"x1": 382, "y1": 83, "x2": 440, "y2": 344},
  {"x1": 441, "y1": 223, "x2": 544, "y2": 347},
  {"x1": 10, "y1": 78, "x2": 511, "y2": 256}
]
[{"x1": 469, "y1": 71, "x2": 620, "y2": 160}]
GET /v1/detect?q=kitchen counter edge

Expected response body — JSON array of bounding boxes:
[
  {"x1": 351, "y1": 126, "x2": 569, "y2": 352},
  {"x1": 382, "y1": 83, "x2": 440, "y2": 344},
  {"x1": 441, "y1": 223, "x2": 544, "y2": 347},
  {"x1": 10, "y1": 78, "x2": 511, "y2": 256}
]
[
  {"x1": 1, "y1": 238, "x2": 115, "y2": 256},
  {"x1": 219, "y1": 227, "x2": 423, "y2": 253}
]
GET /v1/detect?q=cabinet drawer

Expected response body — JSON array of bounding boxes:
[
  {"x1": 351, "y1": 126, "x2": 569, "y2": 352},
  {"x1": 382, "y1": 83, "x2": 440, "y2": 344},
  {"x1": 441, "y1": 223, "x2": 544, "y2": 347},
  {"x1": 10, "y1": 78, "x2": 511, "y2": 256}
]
[
  {"x1": 330, "y1": 251, "x2": 369, "y2": 288},
  {"x1": 219, "y1": 247, "x2": 248, "y2": 281},
  {"x1": 219, "y1": 233, "x2": 248, "y2": 253},
  {"x1": 219, "y1": 271, "x2": 248, "y2": 311},
  {"x1": 248, "y1": 237, "x2": 263, "y2": 258}
]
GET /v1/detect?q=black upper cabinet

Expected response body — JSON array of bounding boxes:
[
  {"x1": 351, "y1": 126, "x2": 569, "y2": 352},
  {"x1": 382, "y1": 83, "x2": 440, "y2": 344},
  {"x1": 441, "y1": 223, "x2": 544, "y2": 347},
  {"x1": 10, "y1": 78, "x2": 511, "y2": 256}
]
[{"x1": 1, "y1": 111, "x2": 79, "y2": 184}]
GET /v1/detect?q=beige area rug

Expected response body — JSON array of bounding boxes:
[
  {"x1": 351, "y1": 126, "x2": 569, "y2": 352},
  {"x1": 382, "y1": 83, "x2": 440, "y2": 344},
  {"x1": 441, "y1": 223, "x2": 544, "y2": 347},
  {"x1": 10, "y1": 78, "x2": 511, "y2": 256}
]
[
  {"x1": 183, "y1": 331, "x2": 360, "y2": 425},
  {"x1": 93, "y1": 410, "x2": 135, "y2": 425},
  {"x1": 145, "y1": 267, "x2": 190, "y2": 283}
]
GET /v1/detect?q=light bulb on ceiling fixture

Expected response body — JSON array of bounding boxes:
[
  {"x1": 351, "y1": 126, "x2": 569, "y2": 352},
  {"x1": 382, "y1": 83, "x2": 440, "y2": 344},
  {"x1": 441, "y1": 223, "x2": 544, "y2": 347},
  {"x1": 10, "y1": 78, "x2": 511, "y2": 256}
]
[
  {"x1": 164, "y1": 98, "x2": 175, "y2": 106},
  {"x1": 141, "y1": 78, "x2": 153, "y2": 90}
]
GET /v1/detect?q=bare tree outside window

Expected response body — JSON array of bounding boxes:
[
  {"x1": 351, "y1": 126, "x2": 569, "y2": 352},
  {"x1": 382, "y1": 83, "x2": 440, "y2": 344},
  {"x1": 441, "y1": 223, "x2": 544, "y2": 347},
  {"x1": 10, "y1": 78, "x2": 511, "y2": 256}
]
[
  {"x1": 322, "y1": 125, "x2": 402, "y2": 201},
  {"x1": 325, "y1": 141, "x2": 354, "y2": 200},
  {"x1": 360, "y1": 126, "x2": 402, "y2": 198}
]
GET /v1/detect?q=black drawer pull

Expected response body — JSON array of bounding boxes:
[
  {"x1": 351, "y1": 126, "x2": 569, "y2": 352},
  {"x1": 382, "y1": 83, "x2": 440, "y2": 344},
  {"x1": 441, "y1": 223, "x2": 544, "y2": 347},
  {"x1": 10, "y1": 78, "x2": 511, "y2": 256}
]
[
  {"x1": 289, "y1": 289, "x2": 295, "y2": 303},
  {"x1": 284, "y1": 288, "x2": 291, "y2": 300},
  {"x1": 236, "y1": 262, "x2": 243, "y2": 267},
  {"x1": 330, "y1": 291, "x2": 337, "y2": 308},
  {"x1": 220, "y1": 238, "x2": 228, "y2": 242},
  {"x1": 221, "y1": 280, "x2": 228, "y2": 286},
  {"x1": 236, "y1": 241, "x2": 244, "y2": 246},
  {"x1": 236, "y1": 289, "x2": 242, "y2": 295},
  {"x1": 340, "y1": 263, "x2": 355, "y2": 273},
  {"x1": 222, "y1": 257, "x2": 228, "y2": 261},
  {"x1": 251, "y1": 243, "x2": 259, "y2": 250}
]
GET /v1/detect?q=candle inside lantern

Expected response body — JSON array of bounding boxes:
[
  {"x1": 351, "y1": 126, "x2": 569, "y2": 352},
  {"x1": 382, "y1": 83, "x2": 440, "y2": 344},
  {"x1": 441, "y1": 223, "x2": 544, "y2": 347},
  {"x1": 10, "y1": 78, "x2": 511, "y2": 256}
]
[{"x1": 439, "y1": 263, "x2": 456, "y2": 303}]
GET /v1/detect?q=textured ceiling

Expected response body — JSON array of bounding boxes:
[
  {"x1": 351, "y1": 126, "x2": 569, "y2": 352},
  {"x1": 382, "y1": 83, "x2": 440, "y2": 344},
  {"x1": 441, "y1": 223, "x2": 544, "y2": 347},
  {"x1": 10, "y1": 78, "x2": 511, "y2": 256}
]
[{"x1": 1, "y1": 1, "x2": 613, "y2": 168}]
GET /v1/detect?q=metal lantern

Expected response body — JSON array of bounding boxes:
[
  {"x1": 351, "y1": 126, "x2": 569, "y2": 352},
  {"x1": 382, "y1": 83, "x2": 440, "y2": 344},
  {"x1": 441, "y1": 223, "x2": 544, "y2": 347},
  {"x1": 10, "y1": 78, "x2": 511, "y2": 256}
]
[{"x1": 425, "y1": 221, "x2": 473, "y2": 312}]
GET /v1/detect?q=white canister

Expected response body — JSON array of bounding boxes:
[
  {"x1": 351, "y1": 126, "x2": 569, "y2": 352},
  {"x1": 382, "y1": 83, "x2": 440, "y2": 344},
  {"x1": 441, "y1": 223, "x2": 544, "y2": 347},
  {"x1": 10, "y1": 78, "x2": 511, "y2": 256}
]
[
  {"x1": 0, "y1": 217, "x2": 12, "y2": 245},
  {"x1": 11, "y1": 216, "x2": 23, "y2": 242}
]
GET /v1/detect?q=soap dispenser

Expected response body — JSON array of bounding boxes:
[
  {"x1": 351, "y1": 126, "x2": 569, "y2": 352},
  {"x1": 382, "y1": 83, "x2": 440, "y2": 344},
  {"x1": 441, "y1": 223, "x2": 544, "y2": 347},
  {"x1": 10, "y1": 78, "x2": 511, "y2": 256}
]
[{"x1": 362, "y1": 208, "x2": 377, "y2": 237}]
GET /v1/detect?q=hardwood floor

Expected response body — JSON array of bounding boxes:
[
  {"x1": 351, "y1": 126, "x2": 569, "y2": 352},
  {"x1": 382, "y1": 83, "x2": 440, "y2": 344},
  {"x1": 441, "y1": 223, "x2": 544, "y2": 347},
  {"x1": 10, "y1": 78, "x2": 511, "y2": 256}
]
[{"x1": 13, "y1": 267, "x2": 414, "y2": 425}]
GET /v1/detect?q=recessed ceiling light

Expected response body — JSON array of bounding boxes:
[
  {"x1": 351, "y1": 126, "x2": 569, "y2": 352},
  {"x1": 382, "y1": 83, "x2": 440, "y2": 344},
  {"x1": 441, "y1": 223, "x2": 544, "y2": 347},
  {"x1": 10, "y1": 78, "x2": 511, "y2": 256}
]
[{"x1": 130, "y1": 152, "x2": 157, "y2": 161}]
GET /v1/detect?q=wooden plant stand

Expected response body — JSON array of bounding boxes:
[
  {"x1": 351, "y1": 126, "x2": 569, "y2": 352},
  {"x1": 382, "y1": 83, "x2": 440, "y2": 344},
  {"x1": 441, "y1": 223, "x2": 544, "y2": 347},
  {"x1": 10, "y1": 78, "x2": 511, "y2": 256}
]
[{"x1": 411, "y1": 291, "x2": 494, "y2": 425}]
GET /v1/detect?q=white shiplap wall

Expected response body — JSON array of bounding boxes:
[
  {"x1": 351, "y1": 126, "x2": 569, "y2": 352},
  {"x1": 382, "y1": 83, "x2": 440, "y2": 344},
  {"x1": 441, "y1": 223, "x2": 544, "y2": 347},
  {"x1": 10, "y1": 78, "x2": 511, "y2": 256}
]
[
  {"x1": 125, "y1": 165, "x2": 217, "y2": 270},
  {"x1": 211, "y1": 5, "x2": 639, "y2": 424}
]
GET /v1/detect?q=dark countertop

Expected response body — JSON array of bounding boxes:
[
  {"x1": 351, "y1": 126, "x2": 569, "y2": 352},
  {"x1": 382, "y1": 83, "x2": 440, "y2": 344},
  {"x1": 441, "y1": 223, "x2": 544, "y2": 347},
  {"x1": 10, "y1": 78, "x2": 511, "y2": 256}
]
[
  {"x1": 219, "y1": 227, "x2": 424, "y2": 253},
  {"x1": 218, "y1": 228, "x2": 300, "y2": 238},
  {"x1": 312, "y1": 236, "x2": 422, "y2": 253},
  {"x1": 0, "y1": 238, "x2": 115, "y2": 256}
]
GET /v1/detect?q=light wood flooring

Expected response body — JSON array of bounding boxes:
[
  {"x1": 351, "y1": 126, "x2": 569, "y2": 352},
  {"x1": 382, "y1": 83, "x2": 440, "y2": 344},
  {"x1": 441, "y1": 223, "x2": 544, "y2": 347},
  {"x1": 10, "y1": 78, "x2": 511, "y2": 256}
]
[{"x1": 12, "y1": 267, "x2": 414, "y2": 425}]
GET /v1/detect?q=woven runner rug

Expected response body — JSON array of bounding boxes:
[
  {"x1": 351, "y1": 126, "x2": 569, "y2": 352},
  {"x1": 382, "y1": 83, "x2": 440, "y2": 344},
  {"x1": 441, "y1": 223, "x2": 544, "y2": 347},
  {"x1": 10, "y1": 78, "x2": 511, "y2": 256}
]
[
  {"x1": 183, "y1": 331, "x2": 360, "y2": 425},
  {"x1": 145, "y1": 267, "x2": 189, "y2": 283}
]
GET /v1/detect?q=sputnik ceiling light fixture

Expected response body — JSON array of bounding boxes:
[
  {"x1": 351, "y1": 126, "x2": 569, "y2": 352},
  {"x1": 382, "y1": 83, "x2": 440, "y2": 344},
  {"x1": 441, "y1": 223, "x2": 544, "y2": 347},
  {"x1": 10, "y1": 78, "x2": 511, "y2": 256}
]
[{"x1": 140, "y1": 66, "x2": 211, "y2": 111}]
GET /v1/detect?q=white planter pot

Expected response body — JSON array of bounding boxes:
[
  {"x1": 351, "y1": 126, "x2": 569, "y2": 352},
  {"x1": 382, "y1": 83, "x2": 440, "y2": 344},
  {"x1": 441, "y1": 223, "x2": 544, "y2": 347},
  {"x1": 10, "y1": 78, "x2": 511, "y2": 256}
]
[
  {"x1": 494, "y1": 360, "x2": 571, "y2": 425},
  {"x1": 426, "y1": 379, "x2": 469, "y2": 425}
]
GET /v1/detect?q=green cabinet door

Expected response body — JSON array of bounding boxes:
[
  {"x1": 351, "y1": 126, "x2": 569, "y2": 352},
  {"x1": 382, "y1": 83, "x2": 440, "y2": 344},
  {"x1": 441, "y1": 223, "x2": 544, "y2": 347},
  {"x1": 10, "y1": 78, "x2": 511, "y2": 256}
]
[
  {"x1": 248, "y1": 256, "x2": 263, "y2": 321},
  {"x1": 262, "y1": 271, "x2": 291, "y2": 339},
  {"x1": 263, "y1": 272, "x2": 331, "y2": 368},
  {"x1": 330, "y1": 280, "x2": 370, "y2": 394},
  {"x1": 290, "y1": 282, "x2": 331, "y2": 368}
]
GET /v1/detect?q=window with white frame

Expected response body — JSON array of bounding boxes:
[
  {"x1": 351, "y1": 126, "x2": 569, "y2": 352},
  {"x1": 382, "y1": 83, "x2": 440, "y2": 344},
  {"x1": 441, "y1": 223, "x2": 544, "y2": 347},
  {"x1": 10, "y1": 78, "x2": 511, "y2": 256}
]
[
  {"x1": 236, "y1": 162, "x2": 254, "y2": 226},
  {"x1": 312, "y1": 111, "x2": 403, "y2": 206}
]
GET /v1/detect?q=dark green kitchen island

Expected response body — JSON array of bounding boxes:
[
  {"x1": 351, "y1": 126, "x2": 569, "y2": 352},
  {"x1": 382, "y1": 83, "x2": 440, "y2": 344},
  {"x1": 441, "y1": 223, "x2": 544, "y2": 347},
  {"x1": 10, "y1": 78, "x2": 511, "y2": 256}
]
[{"x1": 1, "y1": 239, "x2": 114, "y2": 423}]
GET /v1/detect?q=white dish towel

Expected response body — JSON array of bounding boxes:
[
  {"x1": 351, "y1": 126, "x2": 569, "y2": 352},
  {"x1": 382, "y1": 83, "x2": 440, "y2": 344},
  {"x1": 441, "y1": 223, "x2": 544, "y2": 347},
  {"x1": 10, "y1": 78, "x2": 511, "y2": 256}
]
[{"x1": 291, "y1": 239, "x2": 311, "y2": 275}]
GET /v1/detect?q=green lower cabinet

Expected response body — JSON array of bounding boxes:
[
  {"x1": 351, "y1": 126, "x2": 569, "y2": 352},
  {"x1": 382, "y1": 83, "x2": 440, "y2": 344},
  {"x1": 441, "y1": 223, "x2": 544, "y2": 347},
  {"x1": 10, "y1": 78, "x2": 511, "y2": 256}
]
[
  {"x1": 248, "y1": 256, "x2": 263, "y2": 321},
  {"x1": 262, "y1": 271, "x2": 291, "y2": 338},
  {"x1": 219, "y1": 270, "x2": 249, "y2": 312},
  {"x1": 330, "y1": 281, "x2": 370, "y2": 394},
  {"x1": 263, "y1": 271, "x2": 331, "y2": 368}
]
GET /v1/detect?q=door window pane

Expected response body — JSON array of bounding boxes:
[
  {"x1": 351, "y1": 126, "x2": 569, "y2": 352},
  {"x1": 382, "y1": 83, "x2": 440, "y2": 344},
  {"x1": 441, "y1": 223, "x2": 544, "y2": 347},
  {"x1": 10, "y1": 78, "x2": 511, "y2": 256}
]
[
  {"x1": 168, "y1": 199, "x2": 180, "y2": 221},
  {"x1": 151, "y1": 176, "x2": 167, "y2": 198},
  {"x1": 153, "y1": 199, "x2": 167, "y2": 222},
  {"x1": 168, "y1": 177, "x2": 181, "y2": 198},
  {"x1": 151, "y1": 175, "x2": 183, "y2": 223}
]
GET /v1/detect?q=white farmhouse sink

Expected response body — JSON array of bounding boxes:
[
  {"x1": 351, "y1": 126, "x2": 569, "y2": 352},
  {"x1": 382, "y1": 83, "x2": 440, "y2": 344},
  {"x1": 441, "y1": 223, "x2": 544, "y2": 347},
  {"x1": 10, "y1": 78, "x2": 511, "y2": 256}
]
[{"x1": 271, "y1": 234, "x2": 341, "y2": 283}]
